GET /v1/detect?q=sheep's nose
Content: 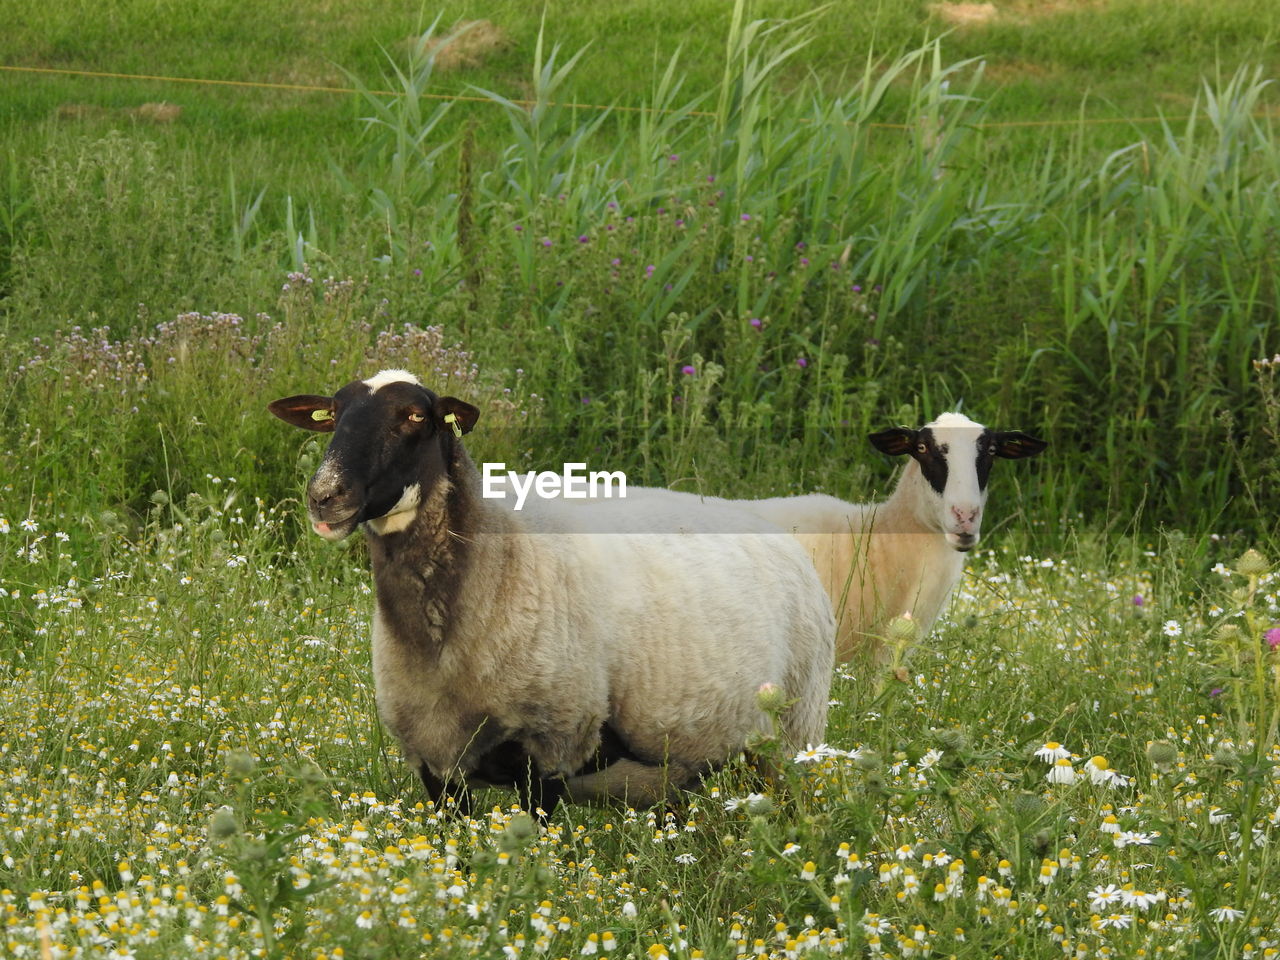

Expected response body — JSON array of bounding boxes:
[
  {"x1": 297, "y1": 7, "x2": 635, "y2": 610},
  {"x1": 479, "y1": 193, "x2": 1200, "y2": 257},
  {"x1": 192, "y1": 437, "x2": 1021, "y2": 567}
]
[
  {"x1": 951, "y1": 505, "x2": 979, "y2": 529},
  {"x1": 311, "y1": 487, "x2": 345, "y2": 507}
]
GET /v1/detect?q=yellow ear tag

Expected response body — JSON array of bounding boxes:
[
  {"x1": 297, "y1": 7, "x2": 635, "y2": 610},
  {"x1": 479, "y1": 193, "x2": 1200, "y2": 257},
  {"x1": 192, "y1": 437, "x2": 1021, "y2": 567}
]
[
  {"x1": 311, "y1": 409, "x2": 334, "y2": 422},
  {"x1": 443, "y1": 412, "x2": 463, "y2": 438}
]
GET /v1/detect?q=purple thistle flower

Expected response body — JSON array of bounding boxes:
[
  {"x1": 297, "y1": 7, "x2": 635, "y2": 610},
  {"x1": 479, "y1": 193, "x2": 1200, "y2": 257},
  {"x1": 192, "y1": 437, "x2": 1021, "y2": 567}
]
[
  {"x1": 741, "y1": 213, "x2": 752, "y2": 222},
  {"x1": 1133, "y1": 595, "x2": 1145, "y2": 607},
  {"x1": 541, "y1": 237, "x2": 552, "y2": 247},
  {"x1": 514, "y1": 224, "x2": 524, "y2": 232},
  {"x1": 707, "y1": 174, "x2": 716, "y2": 183},
  {"x1": 1209, "y1": 687, "x2": 1223, "y2": 697},
  {"x1": 669, "y1": 154, "x2": 679, "y2": 163},
  {"x1": 1266, "y1": 627, "x2": 1280, "y2": 650},
  {"x1": 578, "y1": 234, "x2": 590, "y2": 243},
  {"x1": 749, "y1": 318, "x2": 762, "y2": 329},
  {"x1": 796, "y1": 357, "x2": 808, "y2": 369},
  {"x1": 852, "y1": 284, "x2": 862, "y2": 293},
  {"x1": 800, "y1": 257, "x2": 809, "y2": 267},
  {"x1": 682, "y1": 365, "x2": 696, "y2": 376},
  {"x1": 412, "y1": 268, "x2": 422, "y2": 277}
]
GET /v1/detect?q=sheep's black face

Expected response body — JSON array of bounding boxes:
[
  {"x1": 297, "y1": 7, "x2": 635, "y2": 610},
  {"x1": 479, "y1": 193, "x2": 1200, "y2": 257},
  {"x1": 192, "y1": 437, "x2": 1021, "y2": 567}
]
[
  {"x1": 269, "y1": 370, "x2": 479, "y2": 541},
  {"x1": 870, "y1": 413, "x2": 1047, "y2": 551}
]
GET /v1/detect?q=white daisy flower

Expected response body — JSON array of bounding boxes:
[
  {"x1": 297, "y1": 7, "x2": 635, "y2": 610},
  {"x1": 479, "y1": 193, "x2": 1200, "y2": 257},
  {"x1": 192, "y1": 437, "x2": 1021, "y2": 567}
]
[
  {"x1": 1089, "y1": 884, "x2": 1123, "y2": 912},
  {"x1": 1034, "y1": 741, "x2": 1071, "y2": 763},
  {"x1": 1046, "y1": 758, "x2": 1078, "y2": 784}
]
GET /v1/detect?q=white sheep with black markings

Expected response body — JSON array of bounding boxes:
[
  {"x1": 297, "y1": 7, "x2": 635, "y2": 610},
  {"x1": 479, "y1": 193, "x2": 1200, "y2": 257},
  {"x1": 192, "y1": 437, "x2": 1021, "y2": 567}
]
[
  {"x1": 269, "y1": 369, "x2": 835, "y2": 814},
  {"x1": 740, "y1": 412, "x2": 1047, "y2": 663}
]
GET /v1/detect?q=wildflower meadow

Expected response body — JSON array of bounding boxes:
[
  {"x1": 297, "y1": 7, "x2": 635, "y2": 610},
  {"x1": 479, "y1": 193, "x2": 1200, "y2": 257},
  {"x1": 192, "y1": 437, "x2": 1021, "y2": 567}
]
[{"x1": 2, "y1": 1, "x2": 1279, "y2": 957}]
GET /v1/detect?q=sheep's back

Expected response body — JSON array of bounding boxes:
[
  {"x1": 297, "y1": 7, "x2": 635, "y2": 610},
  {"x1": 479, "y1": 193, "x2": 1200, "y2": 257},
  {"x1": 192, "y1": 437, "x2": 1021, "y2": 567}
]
[{"x1": 519, "y1": 493, "x2": 835, "y2": 762}]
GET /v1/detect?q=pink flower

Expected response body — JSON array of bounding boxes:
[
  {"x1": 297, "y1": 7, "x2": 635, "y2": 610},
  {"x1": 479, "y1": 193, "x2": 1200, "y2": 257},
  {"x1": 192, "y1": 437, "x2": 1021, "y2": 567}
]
[
  {"x1": 682, "y1": 365, "x2": 696, "y2": 376},
  {"x1": 1266, "y1": 627, "x2": 1280, "y2": 650}
]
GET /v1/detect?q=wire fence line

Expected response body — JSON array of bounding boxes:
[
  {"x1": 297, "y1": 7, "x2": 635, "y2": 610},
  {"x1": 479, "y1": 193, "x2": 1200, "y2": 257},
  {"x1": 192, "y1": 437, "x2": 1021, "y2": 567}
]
[{"x1": 3, "y1": 62, "x2": 1274, "y2": 131}]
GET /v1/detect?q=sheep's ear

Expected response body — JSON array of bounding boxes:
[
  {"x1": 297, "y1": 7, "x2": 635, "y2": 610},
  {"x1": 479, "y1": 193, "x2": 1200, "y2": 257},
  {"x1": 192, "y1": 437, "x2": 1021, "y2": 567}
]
[
  {"x1": 869, "y1": 427, "x2": 918, "y2": 457},
  {"x1": 993, "y1": 431, "x2": 1047, "y2": 459},
  {"x1": 268, "y1": 395, "x2": 337, "y2": 432},
  {"x1": 436, "y1": 396, "x2": 480, "y2": 436}
]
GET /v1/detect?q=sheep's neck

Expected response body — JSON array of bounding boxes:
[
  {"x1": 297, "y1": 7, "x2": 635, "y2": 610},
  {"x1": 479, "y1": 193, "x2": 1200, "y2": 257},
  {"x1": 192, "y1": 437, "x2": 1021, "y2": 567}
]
[
  {"x1": 876, "y1": 460, "x2": 938, "y2": 536},
  {"x1": 364, "y1": 445, "x2": 504, "y2": 654}
]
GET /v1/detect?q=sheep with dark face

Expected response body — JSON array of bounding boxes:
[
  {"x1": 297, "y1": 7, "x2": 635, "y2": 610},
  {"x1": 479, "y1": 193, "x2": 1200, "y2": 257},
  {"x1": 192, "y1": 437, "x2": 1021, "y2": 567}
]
[
  {"x1": 740, "y1": 413, "x2": 1047, "y2": 662},
  {"x1": 269, "y1": 370, "x2": 836, "y2": 814}
]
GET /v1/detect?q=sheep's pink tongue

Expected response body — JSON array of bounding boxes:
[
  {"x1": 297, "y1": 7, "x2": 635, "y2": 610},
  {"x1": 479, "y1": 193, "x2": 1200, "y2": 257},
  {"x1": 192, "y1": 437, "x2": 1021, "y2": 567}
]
[{"x1": 314, "y1": 521, "x2": 331, "y2": 534}]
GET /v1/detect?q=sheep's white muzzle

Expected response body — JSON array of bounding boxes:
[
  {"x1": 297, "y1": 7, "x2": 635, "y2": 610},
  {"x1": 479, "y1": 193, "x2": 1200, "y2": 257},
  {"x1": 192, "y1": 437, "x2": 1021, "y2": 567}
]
[{"x1": 944, "y1": 503, "x2": 981, "y2": 551}]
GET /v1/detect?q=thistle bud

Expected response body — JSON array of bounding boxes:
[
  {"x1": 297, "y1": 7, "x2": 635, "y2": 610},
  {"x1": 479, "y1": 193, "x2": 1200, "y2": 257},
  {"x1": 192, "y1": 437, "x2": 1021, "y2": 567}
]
[
  {"x1": 498, "y1": 813, "x2": 537, "y2": 853},
  {"x1": 1215, "y1": 623, "x2": 1241, "y2": 643},
  {"x1": 854, "y1": 750, "x2": 881, "y2": 771},
  {"x1": 208, "y1": 807, "x2": 238, "y2": 839},
  {"x1": 1145, "y1": 740, "x2": 1177, "y2": 769},
  {"x1": 888, "y1": 614, "x2": 918, "y2": 645},
  {"x1": 1013, "y1": 791, "x2": 1045, "y2": 820},
  {"x1": 936, "y1": 729, "x2": 969, "y2": 753},
  {"x1": 225, "y1": 750, "x2": 256, "y2": 778},
  {"x1": 756, "y1": 683, "x2": 788, "y2": 713},
  {"x1": 1235, "y1": 549, "x2": 1269, "y2": 577}
]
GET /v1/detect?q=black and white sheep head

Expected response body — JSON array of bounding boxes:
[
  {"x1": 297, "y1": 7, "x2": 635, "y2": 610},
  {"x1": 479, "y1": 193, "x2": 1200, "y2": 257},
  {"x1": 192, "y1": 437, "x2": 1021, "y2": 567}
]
[
  {"x1": 869, "y1": 412, "x2": 1046, "y2": 552},
  {"x1": 268, "y1": 369, "x2": 479, "y2": 541}
]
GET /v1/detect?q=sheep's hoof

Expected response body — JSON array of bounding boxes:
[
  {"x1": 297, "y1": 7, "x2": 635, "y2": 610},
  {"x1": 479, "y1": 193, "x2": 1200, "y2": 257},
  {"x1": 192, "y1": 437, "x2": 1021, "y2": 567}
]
[{"x1": 418, "y1": 763, "x2": 473, "y2": 818}]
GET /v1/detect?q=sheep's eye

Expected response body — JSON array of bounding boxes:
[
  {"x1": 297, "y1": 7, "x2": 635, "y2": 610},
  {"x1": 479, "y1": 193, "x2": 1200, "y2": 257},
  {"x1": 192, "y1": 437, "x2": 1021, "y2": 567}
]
[
  {"x1": 987, "y1": 443, "x2": 998, "y2": 455},
  {"x1": 407, "y1": 412, "x2": 425, "y2": 423},
  {"x1": 915, "y1": 442, "x2": 927, "y2": 454}
]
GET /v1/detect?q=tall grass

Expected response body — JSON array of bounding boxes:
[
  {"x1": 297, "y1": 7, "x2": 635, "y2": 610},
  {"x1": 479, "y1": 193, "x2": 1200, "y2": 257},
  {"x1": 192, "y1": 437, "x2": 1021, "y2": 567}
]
[
  {"x1": 300, "y1": 1, "x2": 1276, "y2": 529},
  {"x1": 1, "y1": 2, "x2": 1277, "y2": 536}
]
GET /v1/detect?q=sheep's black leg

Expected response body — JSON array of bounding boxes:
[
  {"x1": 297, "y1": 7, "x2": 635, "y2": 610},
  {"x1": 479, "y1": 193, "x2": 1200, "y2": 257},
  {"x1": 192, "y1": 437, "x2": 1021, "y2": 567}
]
[
  {"x1": 419, "y1": 762, "x2": 471, "y2": 817},
  {"x1": 520, "y1": 775, "x2": 565, "y2": 819},
  {"x1": 589, "y1": 723, "x2": 642, "y2": 770},
  {"x1": 471, "y1": 740, "x2": 566, "y2": 820}
]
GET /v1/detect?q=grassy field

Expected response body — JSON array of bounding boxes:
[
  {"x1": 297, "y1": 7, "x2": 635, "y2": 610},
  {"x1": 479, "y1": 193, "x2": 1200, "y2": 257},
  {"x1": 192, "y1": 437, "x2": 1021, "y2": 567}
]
[{"x1": 2, "y1": 0, "x2": 1280, "y2": 956}]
